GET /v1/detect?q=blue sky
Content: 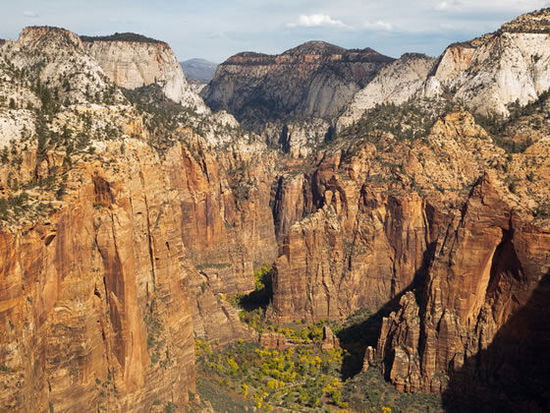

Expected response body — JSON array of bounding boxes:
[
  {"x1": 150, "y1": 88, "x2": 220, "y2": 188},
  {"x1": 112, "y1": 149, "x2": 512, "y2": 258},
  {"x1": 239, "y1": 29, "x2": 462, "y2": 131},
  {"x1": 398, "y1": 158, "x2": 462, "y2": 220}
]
[{"x1": 1, "y1": 0, "x2": 549, "y2": 62}]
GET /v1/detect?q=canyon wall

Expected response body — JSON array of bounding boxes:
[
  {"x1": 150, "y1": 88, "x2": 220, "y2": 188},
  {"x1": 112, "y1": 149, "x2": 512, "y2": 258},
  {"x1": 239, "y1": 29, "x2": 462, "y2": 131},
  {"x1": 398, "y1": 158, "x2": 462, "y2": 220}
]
[
  {"x1": 83, "y1": 34, "x2": 207, "y2": 112},
  {"x1": 376, "y1": 175, "x2": 550, "y2": 411},
  {"x1": 202, "y1": 41, "x2": 394, "y2": 132},
  {"x1": 0, "y1": 140, "x2": 198, "y2": 411}
]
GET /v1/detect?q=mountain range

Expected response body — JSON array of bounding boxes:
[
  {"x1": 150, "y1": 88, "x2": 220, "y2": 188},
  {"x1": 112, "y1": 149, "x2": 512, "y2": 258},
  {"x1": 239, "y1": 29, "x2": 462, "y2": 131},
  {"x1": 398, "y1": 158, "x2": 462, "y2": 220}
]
[{"x1": 0, "y1": 8, "x2": 549, "y2": 413}]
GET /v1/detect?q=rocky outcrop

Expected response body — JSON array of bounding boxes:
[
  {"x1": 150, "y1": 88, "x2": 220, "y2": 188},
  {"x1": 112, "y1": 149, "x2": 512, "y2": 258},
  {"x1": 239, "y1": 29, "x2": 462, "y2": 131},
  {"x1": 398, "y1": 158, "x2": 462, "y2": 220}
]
[
  {"x1": 269, "y1": 110, "x2": 549, "y2": 329},
  {"x1": 377, "y1": 175, "x2": 550, "y2": 408},
  {"x1": 269, "y1": 141, "x2": 435, "y2": 323},
  {"x1": 338, "y1": 53, "x2": 436, "y2": 129},
  {"x1": 422, "y1": 9, "x2": 550, "y2": 116},
  {"x1": 0, "y1": 140, "x2": 197, "y2": 412},
  {"x1": 258, "y1": 332, "x2": 288, "y2": 350},
  {"x1": 202, "y1": 41, "x2": 393, "y2": 132},
  {"x1": 6, "y1": 26, "x2": 124, "y2": 107},
  {"x1": 83, "y1": 33, "x2": 207, "y2": 112},
  {"x1": 0, "y1": 27, "x2": 274, "y2": 410},
  {"x1": 0, "y1": 131, "x2": 272, "y2": 410},
  {"x1": 321, "y1": 326, "x2": 340, "y2": 351}
]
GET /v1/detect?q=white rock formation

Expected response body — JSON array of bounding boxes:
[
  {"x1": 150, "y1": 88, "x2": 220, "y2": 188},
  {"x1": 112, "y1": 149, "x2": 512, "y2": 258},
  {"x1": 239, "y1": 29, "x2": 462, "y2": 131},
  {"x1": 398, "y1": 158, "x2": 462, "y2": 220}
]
[
  {"x1": 338, "y1": 53, "x2": 436, "y2": 129},
  {"x1": 84, "y1": 38, "x2": 208, "y2": 113},
  {"x1": 4, "y1": 27, "x2": 123, "y2": 107},
  {"x1": 452, "y1": 32, "x2": 550, "y2": 116},
  {"x1": 422, "y1": 9, "x2": 550, "y2": 116}
]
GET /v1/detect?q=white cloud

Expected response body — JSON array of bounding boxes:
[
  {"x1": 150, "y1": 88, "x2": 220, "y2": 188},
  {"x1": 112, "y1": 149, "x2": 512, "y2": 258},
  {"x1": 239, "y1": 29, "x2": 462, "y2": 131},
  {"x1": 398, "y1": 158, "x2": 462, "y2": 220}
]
[
  {"x1": 435, "y1": 1, "x2": 462, "y2": 11},
  {"x1": 287, "y1": 14, "x2": 346, "y2": 28},
  {"x1": 363, "y1": 20, "x2": 393, "y2": 31},
  {"x1": 23, "y1": 10, "x2": 39, "y2": 18}
]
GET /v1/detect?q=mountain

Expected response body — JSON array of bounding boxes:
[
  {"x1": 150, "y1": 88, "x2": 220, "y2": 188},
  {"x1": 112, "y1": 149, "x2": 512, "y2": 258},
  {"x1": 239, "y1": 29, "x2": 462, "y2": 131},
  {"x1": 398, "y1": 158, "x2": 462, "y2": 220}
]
[
  {"x1": 180, "y1": 58, "x2": 218, "y2": 84},
  {"x1": 81, "y1": 32, "x2": 208, "y2": 113},
  {"x1": 201, "y1": 41, "x2": 394, "y2": 131},
  {"x1": 0, "y1": 25, "x2": 270, "y2": 412},
  {"x1": 0, "y1": 8, "x2": 550, "y2": 413},
  {"x1": 338, "y1": 53, "x2": 437, "y2": 129}
]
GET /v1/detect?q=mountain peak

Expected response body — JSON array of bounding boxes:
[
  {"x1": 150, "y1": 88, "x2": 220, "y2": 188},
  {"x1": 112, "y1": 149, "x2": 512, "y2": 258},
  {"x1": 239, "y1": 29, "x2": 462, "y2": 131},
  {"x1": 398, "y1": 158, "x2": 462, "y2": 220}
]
[
  {"x1": 17, "y1": 26, "x2": 83, "y2": 49},
  {"x1": 283, "y1": 41, "x2": 346, "y2": 56}
]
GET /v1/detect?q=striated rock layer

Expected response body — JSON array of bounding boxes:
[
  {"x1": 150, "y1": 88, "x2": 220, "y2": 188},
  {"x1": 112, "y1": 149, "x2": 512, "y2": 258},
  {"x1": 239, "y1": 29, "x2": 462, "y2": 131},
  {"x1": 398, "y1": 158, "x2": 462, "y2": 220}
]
[
  {"x1": 0, "y1": 25, "x2": 274, "y2": 411},
  {"x1": 376, "y1": 175, "x2": 550, "y2": 411},
  {"x1": 202, "y1": 41, "x2": 393, "y2": 132},
  {"x1": 269, "y1": 112, "x2": 507, "y2": 323},
  {"x1": 83, "y1": 33, "x2": 207, "y2": 112},
  {"x1": 0, "y1": 140, "x2": 198, "y2": 411}
]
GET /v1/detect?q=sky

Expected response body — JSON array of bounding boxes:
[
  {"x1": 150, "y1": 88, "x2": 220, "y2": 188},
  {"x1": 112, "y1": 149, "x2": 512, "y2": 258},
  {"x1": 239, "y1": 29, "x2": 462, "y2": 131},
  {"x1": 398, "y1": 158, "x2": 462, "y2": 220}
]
[{"x1": 1, "y1": 0, "x2": 549, "y2": 62}]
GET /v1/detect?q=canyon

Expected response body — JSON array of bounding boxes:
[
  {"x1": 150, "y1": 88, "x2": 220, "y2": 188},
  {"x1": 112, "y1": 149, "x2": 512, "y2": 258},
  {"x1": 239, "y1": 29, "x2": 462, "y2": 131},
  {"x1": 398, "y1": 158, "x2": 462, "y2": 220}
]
[{"x1": 0, "y1": 7, "x2": 549, "y2": 413}]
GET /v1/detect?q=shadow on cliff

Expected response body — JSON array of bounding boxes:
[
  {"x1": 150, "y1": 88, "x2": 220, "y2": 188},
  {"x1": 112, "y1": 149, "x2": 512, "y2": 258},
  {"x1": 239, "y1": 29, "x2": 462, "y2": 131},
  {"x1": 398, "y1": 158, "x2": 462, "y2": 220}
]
[
  {"x1": 442, "y1": 274, "x2": 550, "y2": 413},
  {"x1": 337, "y1": 243, "x2": 436, "y2": 380},
  {"x1": 337, "y1": 294, "x2": 404, "y2": 380},
  {"x1": 238, "y1": 267, "x2": 273, "y2": 312}
]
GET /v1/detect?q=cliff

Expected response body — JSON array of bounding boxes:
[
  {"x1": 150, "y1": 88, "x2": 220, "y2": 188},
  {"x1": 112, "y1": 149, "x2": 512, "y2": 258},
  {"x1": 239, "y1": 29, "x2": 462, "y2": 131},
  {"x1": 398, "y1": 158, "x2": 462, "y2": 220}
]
[
  {"x1": 201, "y1": 41, "x2": 394, "y2": 133},
  {"x1": 420, "y1": 9, "x2": 550, "y2": 116},
  {"x1": 0, "y1": 26, "x2": 272, "y2": 411},
  {"x1": 338, "y1": 53, "x2": 437, "y2": 129},
  {"x1": 82, "y1": 33, "x2": 207, "y2": 112},
  {"x1": 376, "y1": 175, "x2": 550, "y2": 410},
  {"x1": 1, "y1": 9, "x2": 550, "y2": 412}
]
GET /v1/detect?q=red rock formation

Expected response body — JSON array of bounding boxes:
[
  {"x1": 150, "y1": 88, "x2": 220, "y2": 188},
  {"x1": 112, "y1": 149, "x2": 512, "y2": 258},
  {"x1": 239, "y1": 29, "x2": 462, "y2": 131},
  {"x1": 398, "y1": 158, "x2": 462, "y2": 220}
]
[
  {"x1": 0, "y1": 142, "x2": 197, "y2": 411},
  {"x1": 269, "y1": 152, "x2": 433, "y2": 322},
  {"x1": 0, "y1": 137, "x2": 271, "y2": 411},
  {"x1": 321, "y1": 326, "x2": 341, "y2": 351},
  {"x1": 377, "y1": 175, "x2": 550, "y2": 403}
]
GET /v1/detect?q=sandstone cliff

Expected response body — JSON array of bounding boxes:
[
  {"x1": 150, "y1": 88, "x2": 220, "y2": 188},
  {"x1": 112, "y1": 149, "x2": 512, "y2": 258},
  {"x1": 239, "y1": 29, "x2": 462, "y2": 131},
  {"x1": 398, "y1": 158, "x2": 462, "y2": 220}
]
[
  {"x1": 2, "y1": 10, "x2": 550, "y2": 412},
  {"x1": 202, "y1": 41, "x2": 393, "y2": 141},
  {"x1": 0, "y1": 26, "x2": 273, "y2": 412},
  {"x1": 82, "y1": 33, "x2": 207, "y2": 113},
  {"x1": 376, "y1": 175, "x2": 550, "y2": 410},
  {"x1": 338, "y1": 53, "x2": 436, "y2": 129}
]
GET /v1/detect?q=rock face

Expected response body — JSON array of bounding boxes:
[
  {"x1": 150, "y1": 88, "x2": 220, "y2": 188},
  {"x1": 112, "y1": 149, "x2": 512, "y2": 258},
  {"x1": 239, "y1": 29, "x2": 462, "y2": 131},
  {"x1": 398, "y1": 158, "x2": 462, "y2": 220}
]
[
  {"x1": 377, "y1": 175, "x2": 550, "y2": 410},
  {"x1": 201, "y1": 41, "x2": 393, "y2": 132},
  {"x1": 1, "y1": 9, "x2": 550, "y2": 412},
  {"x1": 338, "y1": 53, "x2": 436, "y2": 129},
  {"x1": 0, "y1": 26, "x2": 272, "y2": 411},
  {"x1": 0, "y1": 140, "x2": 197, "y2": 412},
  {"x1": 83, "y1": 33, "x2": 207, "y2": 112},
  {"x1": 258, "y1": 332, "x2": 288, "y2": 350},
  {"x1": 321, "y1": 326, "x2": 340, "y2": 351},
  {"x1": 6, "y1": 26, "x2": 124, "y2": 107},
  {"x1": 422, "y1": 9, "x2": 550, "y2": 116}
]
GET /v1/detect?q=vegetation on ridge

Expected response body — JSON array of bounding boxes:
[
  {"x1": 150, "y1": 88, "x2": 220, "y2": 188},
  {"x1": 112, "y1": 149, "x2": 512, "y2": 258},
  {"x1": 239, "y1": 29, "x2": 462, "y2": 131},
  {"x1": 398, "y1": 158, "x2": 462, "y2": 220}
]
[{"x1": 80, "y1": 32, "x2": 165, "y2": 44}]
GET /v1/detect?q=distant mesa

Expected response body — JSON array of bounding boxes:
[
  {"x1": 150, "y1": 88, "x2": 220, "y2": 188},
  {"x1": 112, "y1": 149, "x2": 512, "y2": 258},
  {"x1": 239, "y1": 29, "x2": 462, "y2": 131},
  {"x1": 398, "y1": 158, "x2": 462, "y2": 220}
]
[{"x1": 202, "y1": 40, "x2": 394, "y2": 132}]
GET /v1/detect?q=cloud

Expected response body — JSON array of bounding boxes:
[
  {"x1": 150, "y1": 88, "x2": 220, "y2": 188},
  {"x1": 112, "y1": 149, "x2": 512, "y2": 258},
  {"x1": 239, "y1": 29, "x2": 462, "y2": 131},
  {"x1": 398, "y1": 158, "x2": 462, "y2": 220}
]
[
  {"x1": 363, "y1": 20, "x2": 393, "y2": 31},
  {"x1": 287, "y1": 14, "x2": 346, "y2": 28},
  {"x1": 23, "y1": 10, "x2": 39, "y2": 18},
  {"x1": 435, "y1": 1, "x2": 462, "y2": 11}
]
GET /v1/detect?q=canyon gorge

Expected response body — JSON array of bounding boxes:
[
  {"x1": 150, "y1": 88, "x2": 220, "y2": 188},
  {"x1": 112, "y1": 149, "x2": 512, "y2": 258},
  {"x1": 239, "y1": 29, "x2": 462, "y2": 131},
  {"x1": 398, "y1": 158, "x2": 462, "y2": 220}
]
[{"x1": 0, "y1": 7, "x2": 549, "y2": 413}]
